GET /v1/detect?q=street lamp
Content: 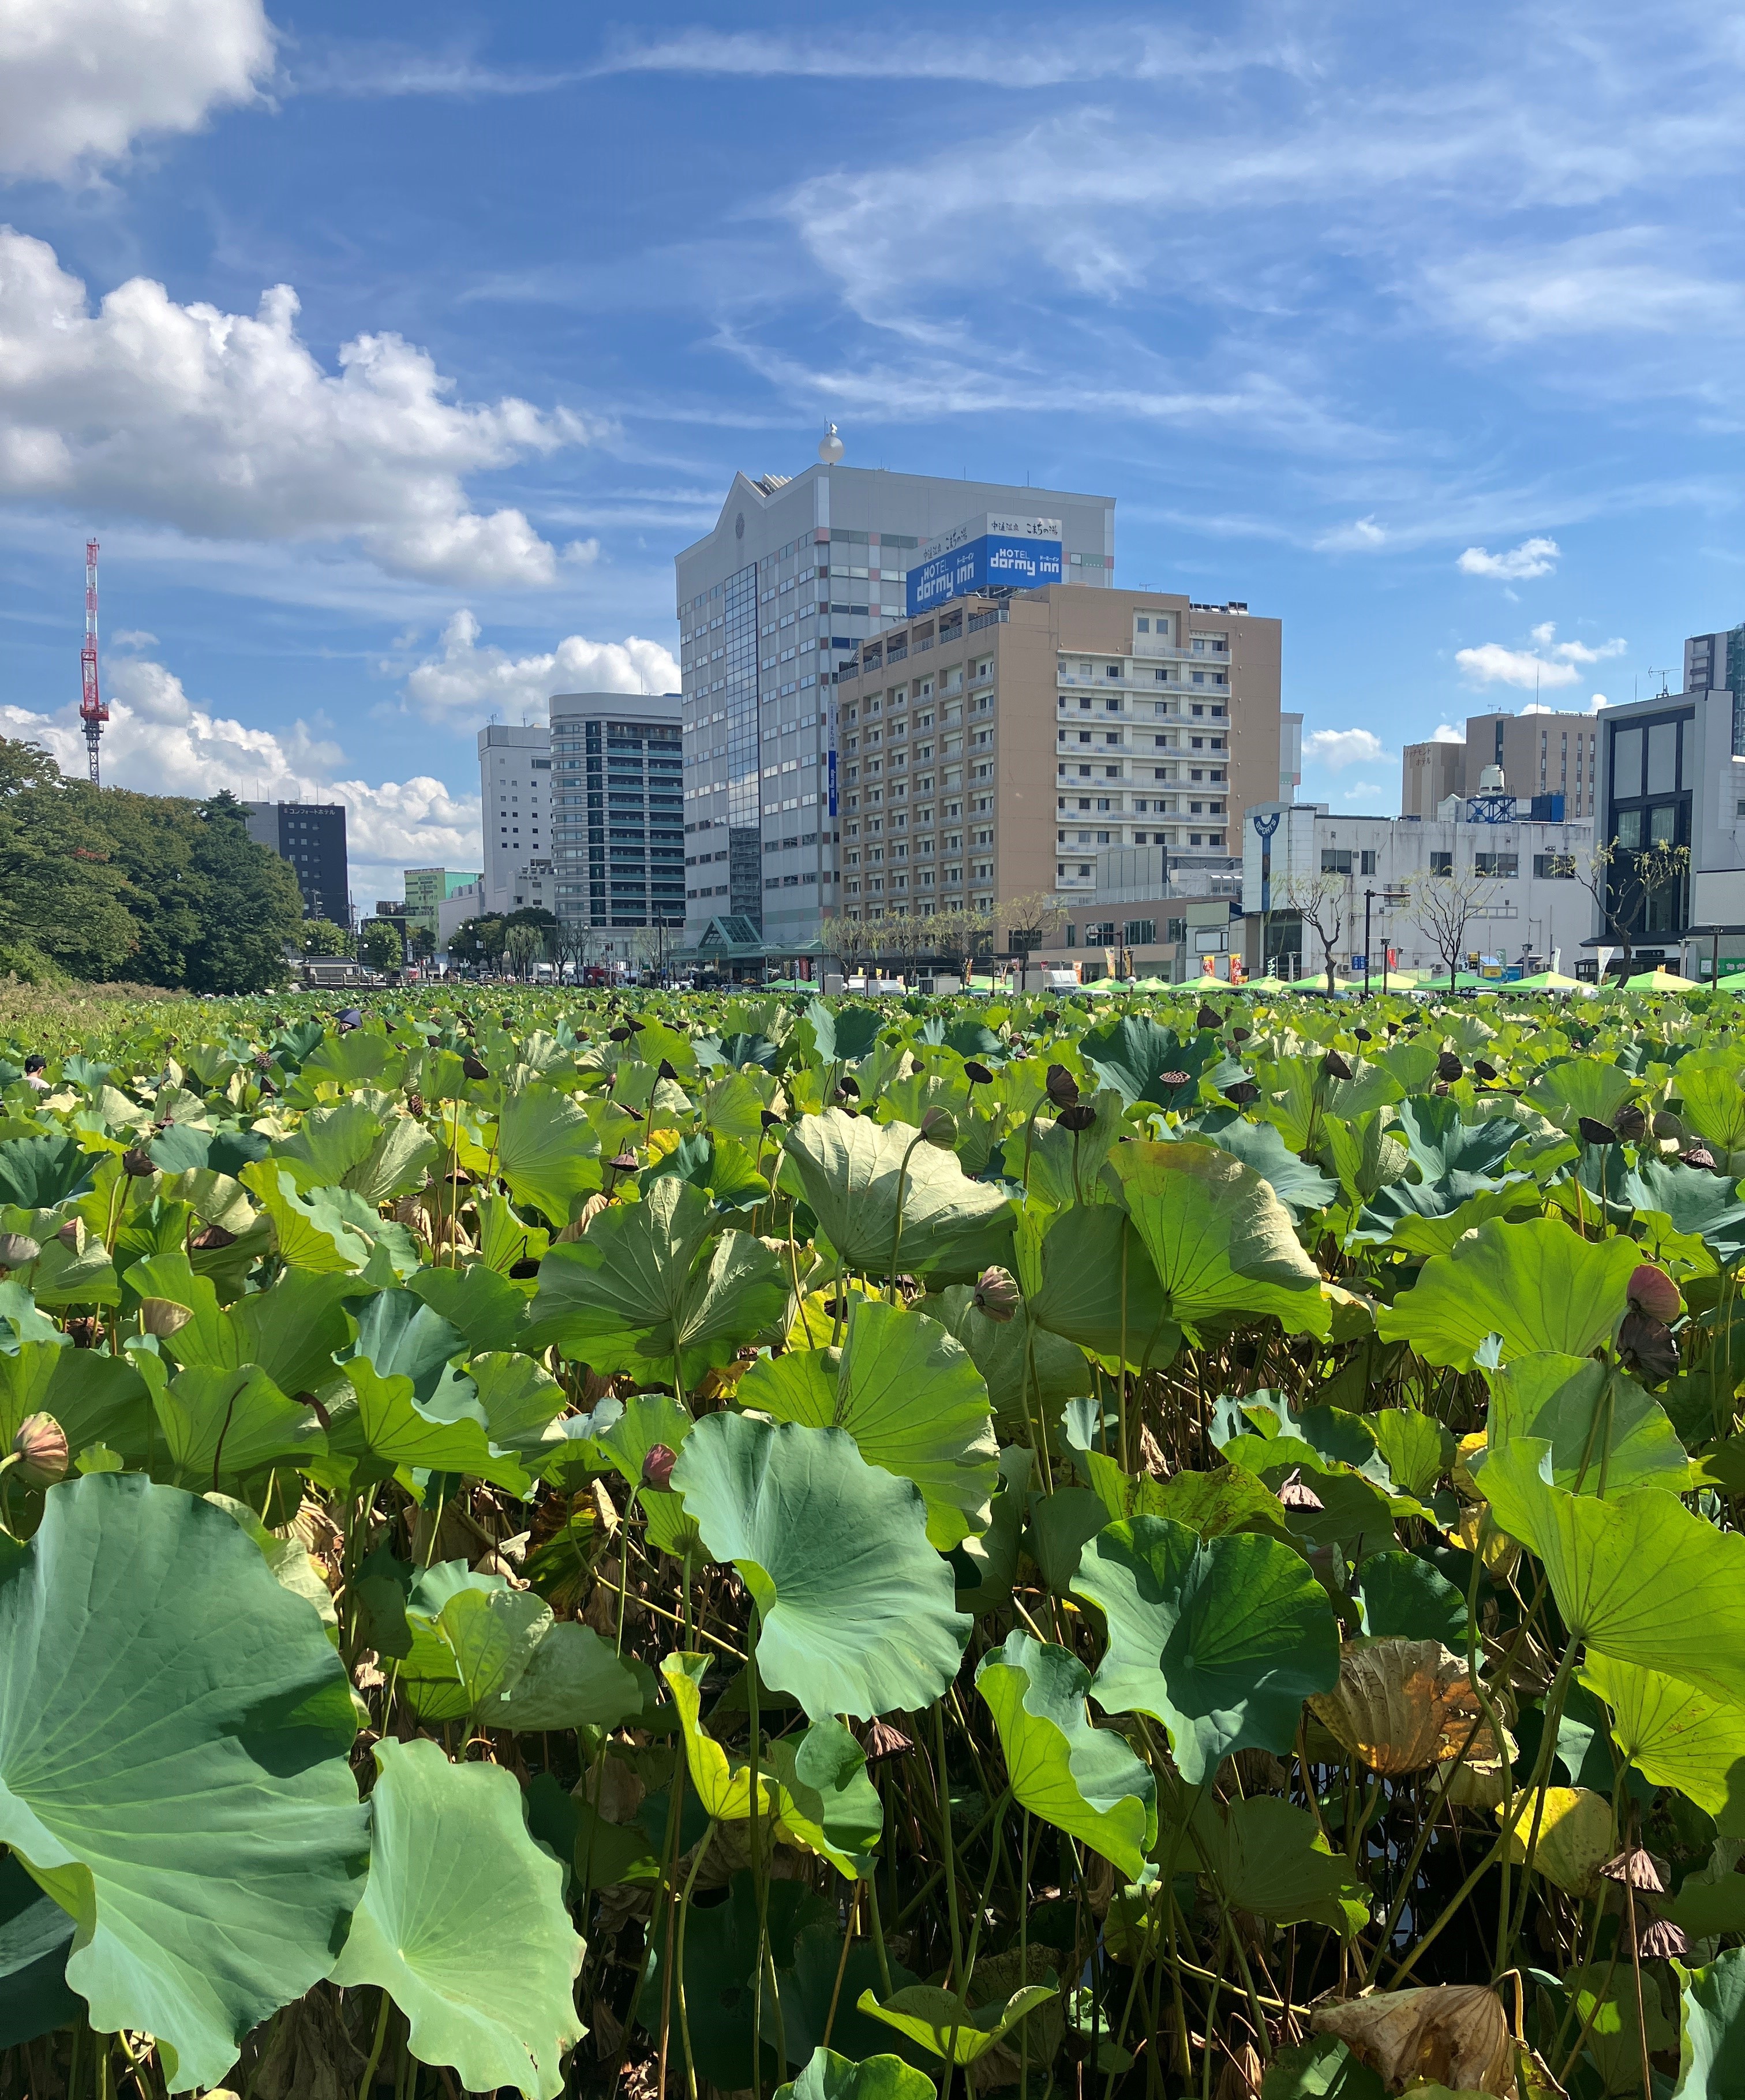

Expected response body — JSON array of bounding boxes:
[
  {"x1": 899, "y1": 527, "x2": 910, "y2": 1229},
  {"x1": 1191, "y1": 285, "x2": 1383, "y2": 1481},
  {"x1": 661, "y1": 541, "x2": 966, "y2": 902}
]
[{"x1": 1363, "y1": 888, "x2": 1409, "y2": 997}]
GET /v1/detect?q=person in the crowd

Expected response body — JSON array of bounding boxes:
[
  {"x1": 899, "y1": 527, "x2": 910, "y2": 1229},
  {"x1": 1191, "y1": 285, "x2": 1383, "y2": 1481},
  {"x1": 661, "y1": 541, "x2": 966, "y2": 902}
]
[
  {"x1": 23, "y1": 1055, "x2": 49, "y2": 1091},
  {"x1": 336, "y1": 1007, "x2": 363, "y2": 1033}
]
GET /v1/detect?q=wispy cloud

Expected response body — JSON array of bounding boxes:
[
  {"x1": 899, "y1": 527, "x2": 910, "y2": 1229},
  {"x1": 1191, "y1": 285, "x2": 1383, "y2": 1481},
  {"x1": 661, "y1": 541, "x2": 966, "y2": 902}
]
[
  {"x1": 1456, "y1": 624, "x2": 1627, "y2": 689},
  {"x1": 1305, "y1": 728, "x2": 1390, "y2": 770}
]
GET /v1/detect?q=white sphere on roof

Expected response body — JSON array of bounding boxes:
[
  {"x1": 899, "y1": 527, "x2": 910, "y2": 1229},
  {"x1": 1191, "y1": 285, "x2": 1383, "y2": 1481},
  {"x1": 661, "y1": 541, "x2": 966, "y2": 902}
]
[{"x1": 818, "y1": 422, "x2": 844, "y2": 464}]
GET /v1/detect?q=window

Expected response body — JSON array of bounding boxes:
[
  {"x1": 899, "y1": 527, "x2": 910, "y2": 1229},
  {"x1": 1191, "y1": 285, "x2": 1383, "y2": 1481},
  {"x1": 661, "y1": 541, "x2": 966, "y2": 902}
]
[
  {"x1": 1106, "y1": 664, "x2": 1121, "y2": 679},
  {"x1": 1125, "y1": 919, "x2": 1156, "y2": 945},
  {"x1": 1136, "y1": 617, "x2": 1149, "y2": 632},
  {"x1": 1534, "y1": 852, "x2": 1575, "y2": 878},
  {"x1": 1430, "y1": 851, "x2": 1453, "y2": 876},
  {"x1": 1616, "y1": 809, "x2": 1642, "y2": 849},
  {"x1": 1320, "y1": 848, "x2": 1353, "y2": 874},
  {"x1": 1473, "y1": 852, "x2": 1518, "y2": 877},
  {"x1": 1360, "y1": 850, "x2": 1379, "y2": 875}
]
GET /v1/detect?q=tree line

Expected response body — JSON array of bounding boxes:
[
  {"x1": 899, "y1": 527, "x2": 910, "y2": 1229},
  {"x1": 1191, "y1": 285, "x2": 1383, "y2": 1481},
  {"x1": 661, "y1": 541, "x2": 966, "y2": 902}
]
[{"x1": 0, "y1": 738, "x2": 305, "y2": 992}]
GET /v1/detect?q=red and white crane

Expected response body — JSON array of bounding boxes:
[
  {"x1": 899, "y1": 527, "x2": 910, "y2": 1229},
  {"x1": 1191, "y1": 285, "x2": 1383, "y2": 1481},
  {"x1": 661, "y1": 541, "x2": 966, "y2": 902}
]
[{"x1": 80, "y1": 537, "x2": 108, "y2": 784}]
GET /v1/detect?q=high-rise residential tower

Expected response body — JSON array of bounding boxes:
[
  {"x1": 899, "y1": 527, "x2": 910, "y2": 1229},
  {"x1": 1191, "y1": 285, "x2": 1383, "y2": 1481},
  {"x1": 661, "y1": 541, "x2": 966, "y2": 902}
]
[
  {"x1": 478, "y1": 724, "x2": 555, "y2": 915},
  {"x1": 675, "y1": 448, "x2": 1117, "y2": 955},
  {"x1": 547, "y1": 691, "x2": 684, "y2": 933},
  {"x1": 244, "y1": 800, "x2": 349, "y2": 924}
]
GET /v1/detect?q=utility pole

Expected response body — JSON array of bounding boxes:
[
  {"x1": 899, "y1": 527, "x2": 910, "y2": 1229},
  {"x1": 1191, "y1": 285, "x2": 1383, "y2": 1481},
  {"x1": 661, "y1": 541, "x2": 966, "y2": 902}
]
[{"x1": 79, "y1": 538, "x2": 108, "y2": 784}]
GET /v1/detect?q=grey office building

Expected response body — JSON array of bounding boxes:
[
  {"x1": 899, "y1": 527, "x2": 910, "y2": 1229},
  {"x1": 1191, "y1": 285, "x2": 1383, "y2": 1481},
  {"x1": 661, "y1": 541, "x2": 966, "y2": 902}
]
[
  {"x1": 548, "y1": 691, "x2": 684, "y2": 930},
  {"x1": 244, "y1": 801, "x2": 349, "y2": 924},
  {"x1": 674, "y1": 446, "x2": 1116, "y2": 954}
]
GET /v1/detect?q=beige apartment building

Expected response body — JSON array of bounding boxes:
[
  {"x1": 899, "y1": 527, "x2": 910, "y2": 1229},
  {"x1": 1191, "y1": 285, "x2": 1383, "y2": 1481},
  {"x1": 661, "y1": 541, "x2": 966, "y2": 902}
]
[
  {"x1": 831, "y1": 583, "x2": 1282, "y2": 929},
  {"x1": 1403, "y1": 709, "x2": 1598, "y2": 821}
]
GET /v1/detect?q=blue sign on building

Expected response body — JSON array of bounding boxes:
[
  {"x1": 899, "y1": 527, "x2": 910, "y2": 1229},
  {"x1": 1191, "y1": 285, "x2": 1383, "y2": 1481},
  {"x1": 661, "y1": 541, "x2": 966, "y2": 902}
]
[{"x1": 908, "y1": 514, "x2": 1063, "y2": 616}]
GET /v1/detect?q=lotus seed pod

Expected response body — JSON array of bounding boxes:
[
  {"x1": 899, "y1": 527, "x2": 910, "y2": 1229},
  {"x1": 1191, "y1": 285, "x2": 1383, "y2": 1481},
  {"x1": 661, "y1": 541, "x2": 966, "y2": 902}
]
[
  {"x1": 139, "y1": 1297, "x2": 193, "y2": 1339},
  {"x1": 461, "y1": 1055, "x2": 489, "y2": 1080},
  {"x1": 1612, "y1": 1102, "x2": 1648, "y2": 1142},
  {"x1": 972, "y1": 1267, "x2": 1021, "y2": 1323},
  {"x1": 1652, "y1": 1109, "x2": 1684, "y2": 1140},
  {"x1": 963, "y1": 1060, "x2": 994, "y2": 1085},
  {"x1": 1158, "y1": 1068, "x2": 1190, "y2": 1090},
  {"x1": 1321, "y1": 1050, "x2": 1353, "y2": 1081},
  {"x1": 1055, "y1": 1102, "x2": 1097, "y2": 1132},
  {"x1": 1196, "y1": 1003, "x2": 1222, "y2": 1031},
  {"x1": 1638, "y1": 1916, "x2": 1689, "y2": 1959},
  {"x1": 13, "y1": 1413, "x2": 68, "y2": 1489},
  {"x1": 641, "y1": 1444, "x2": 677, "y2": 1492},
  {"x1": 609, "y1": 1150, "x2": 640, "y2": 1173},
  {"x1": 0, "y1": 1232, "x2": 40, "y2": 1271},
  {"x1": 1628, "y1": 1263, "x2": 1681, "y2": 1323},
  {"x1": 919, "y1": 1106, "x2": 958, "y2": 1149},
  {"x1": 121, "y1": 1147, "x2": 155, "y2": 1177},
  {"x1": 55, "y1": 1216, "x2": 85, "y2": 1252},
  {"x1": 1577, "y1": 1115, "x2": 1617, "y2": 1147}
]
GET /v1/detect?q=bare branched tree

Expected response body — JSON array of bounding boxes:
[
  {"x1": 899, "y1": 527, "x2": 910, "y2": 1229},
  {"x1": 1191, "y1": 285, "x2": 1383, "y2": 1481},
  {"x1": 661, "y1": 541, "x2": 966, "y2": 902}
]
[
  {"x1": 1546, "y1": 837, "x2": 1691, "y2": 980},
  {"x1": 1276, "y1": 867, "x2": 1348, "y2": 992},
  {"x1": 1409, "y1": 861, "x2": 1505, "y2": 990}
]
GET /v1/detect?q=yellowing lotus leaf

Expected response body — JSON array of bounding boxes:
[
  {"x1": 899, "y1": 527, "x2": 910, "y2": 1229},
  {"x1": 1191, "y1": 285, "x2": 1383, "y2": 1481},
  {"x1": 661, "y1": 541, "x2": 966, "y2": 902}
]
[
  {"x1": 1308, "y1": 1638, "x2": 1493, "y2": 1775},
  {"x1": 1310, "y1": 1985, "x2": 1512, "y2": 2099}
]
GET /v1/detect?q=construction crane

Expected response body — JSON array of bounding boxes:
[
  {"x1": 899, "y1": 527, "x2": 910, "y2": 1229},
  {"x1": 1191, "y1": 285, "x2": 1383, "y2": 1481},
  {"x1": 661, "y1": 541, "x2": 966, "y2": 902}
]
[{"x1": 80, "y1": 537, "x2": 108, "y2": 784}]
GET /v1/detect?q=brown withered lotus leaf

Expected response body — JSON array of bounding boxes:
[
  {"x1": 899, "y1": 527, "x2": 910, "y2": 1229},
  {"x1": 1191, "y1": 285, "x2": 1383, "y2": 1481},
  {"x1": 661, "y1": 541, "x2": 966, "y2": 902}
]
[
  {"x1": 1308, "y1": 1638, "x2": 1494, "y2": 1775},
  {"x1": 1639, "y1": 1916, "x2": 1690, "y2": 1959},
  {"x1": 1600, "y1": 1845, "x2": 1668, "y2": 1892},
  {"x1": 1311, "y1": 1983, "x2": 1513, "y2": 2099}
]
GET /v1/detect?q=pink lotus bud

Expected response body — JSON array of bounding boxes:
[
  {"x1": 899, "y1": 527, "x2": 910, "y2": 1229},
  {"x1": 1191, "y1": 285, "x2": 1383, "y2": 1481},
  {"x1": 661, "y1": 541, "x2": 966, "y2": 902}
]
[
  {"x1": 642, "y1": 1444, "x2": 677, "y2": 1492},
  {"x1": 972, "y1": 1267, "x2": 1021, "y2": 1323},
  {"x1": 0, "y1": 1233, "x2": 40, "y2": 1271},
  {"x1": 1628, "y1": 1264, "x2": 1681, "y2": 1323},
  {"x1": 13, "y1": 1413, "x2": 68, "y2": 1489}
]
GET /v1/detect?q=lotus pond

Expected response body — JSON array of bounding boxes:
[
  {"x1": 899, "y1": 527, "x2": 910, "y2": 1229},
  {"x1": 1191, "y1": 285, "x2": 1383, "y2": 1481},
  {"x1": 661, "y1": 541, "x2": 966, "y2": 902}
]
[{"x1": 5, "y1": 983, "x2": 1745, "y2": 2099}]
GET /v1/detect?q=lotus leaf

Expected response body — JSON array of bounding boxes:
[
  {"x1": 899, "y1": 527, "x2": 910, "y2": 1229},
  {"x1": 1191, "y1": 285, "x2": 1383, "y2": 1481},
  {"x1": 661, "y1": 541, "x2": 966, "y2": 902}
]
[
  {"x1": 782, "y1": 1108, "x2": 1015, "y2": 1282},
  {"x1": 1027, "y1": 1201, "x2": 1177, "y2": 1366},
  {"x1": 1352, "y1": 1551, "x2": 1470, "y2": 1646},
  {"x1": 1108, "y1": 1142, "x2": 1331, "y2": 1341},
  {"x1": 1186, "y1": 1793, "x2": 1369, "y2": 1934},
  {"x1": 0, "y1": 1474, "x2": 366, "y2": 2093},
  {"x1": 524, "y1": 1176, "x2": 785, "y2": 1384},
  {"x1": 1493, "y1": 1787, "x2": 1614, "y2": 1897},
  {"x1": 774, "y1": 2046, "x2": 937, "y2": 2100},
  {"x1": 669, "y1": 1411, "x2": 971, "y2": 1720},
  {"x1": 1376, "y1": 1217, "x2": 1640, "y2": 1369},
  {"x1": 1484, "y1": 1352, "x2": 1690, "y2": 1493},
  {"x1": 1579, "y1": 1655, "x2": 1745, "y2": 1833},
  {"x1": 1310, "y1": 1986, "x2": 1512, "y2": 2099},
  {"x1": 738, "y1": 1298, "x2": 998, "y2": 1549},
  {"x1": 330, "y1": 1737, "x2": 585, "y2": 2100},
  {"x1": 1671, "y1": 1945, "x2": 1745, "y2": 2098},
  {"x1": 495, "y1": 1081, "x2": 604, "y2": 1222},
  {"x1": 976, "y1": 1630, "x2": 1158, "y2": 1880},
  {"x1": 1074, "y1": 1514, "x2": 1341, "y2": 1782},
  {"x1": 856, "y1": 1982, "x2": 1055, "y2": 2065}
]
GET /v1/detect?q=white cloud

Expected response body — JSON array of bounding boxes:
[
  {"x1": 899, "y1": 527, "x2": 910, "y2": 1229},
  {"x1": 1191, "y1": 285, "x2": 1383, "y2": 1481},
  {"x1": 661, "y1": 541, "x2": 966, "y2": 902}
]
[
  {"x1": 1455, "y1": 643, "x2": 1581, "y2": 690},
  {"x1": 1303, "y1": 727, "x2": 1388, "y2": 771},
  {"x1": 1457, "y1": 623, "x2": 1627, "y2": 688},
  {"x1": 110, "y1": 629, "x2": 158, "y2": 650},
  {"x1": 1432, "y1": 723, "x2": 1465, "y2": 743},
  {"x1": 1458, "y1": 536, "x2": 1560, "y2": 579},
  {"x1": 2, "y1": 656, "x2": 481, "y2": 906},
  {"x1": 1341, "y1": 781, "x2": 1383, "y2": 800},
  {"x1": 401, "y1": 611, "x2": 680, "y2": 721},
  {"x1": 0, "y1": 0, "x2": 274, "y2": 182},
  {"x1": 1589, "y1": 692, "x2": 1612, "y2": 712},
  {"x1": 0, "y1": 230, "x2": 598, "y2": 586}
]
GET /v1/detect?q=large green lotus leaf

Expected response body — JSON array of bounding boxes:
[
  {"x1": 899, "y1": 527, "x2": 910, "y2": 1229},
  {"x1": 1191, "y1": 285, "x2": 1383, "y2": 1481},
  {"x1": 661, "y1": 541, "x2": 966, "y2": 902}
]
[
  {"x1": 1674, "y1": 1066, "x2": 1745, "y2": 1159},
  {"x1": 1354, "y1": 1175, "x2": 1540, "y2": 1258},
  {"x1": 1671, "y1": 1946, "x2": 1745, "y2": 2099},
  {"x1": 0, "y1": 1474, "x2": 366, "y2": 2093},
  {"x1": 0, "y1": 1334, "x2": 152, "y2": 1467},
  {"x1": 739, "y1": 1299, "x2": 999, "y2": 1551},
  {"x1": 299, "y1": 1030, "x2": 406, "y2": 1090},
  {"x1": 394, "y1": 1563, "x2": 510, "y2": 1721},
  {"x1": 1188, "y1": 1110, "x2": 1338, "y2": 1221},
  {"x1": 409, "y1": 1264, "x2": 531, "y2": 1354},
  {"x1": 927, "y1": 1283, "x2": 1091, "y2": 1440},
  {"x1": 669, "y1": 1411, "x2": 970, "y2": 1721},
  {"x1": 274, "y1": 1100, "x2": 437, "y2": 1205},
  {"x1": 0, "y1": 1851, "x2": 80, "y2": 2047},
  {"x1": 1026, "y1": 1484, "x2": 1116, "y2": 1596},
  {"x1": 1027, "y1": 1201, "x2": 1179, "y2": 1366},
  {"x1": 774, "y1": 2046, "x2": 937, "y2": 2100},
  {"x1": 1667, "y1": 1878, "x2": 1745, "y2": 1941},
  {"x1": 1375, "y1": 1217, "x2": 1640, "y2": 1370},
  {"x1": 1353, "y1": 1551, "x2": 1470, "y2": 1646},
  {"x1": 1025, "y1": 1088, "x2": 1132, "y2": 1211},
  {"x1": 1482, "y1": 1438, "x2": 1745, "y2": 1706},
  {"x1": 146, "y1": 1360, "x2": 329, "y2": 1490},
  {"x1": 1257, "y1": 2037, "x2": 1385, "y2": 2100},
  {"x1": 239, "y1": 1162, "x2": 376, "y2": 1272},
  {"x1": 593, "y1": 1390, "x2": 696, "y2": 1489},
  {"x1": 326, "y1": 1356, "x2": 530, "y2": 1494},
  {"x1": 1620, "y1": 1157, "x2": 1745, "y2": 1270},
  {"x1": 465, "y1": 1352, "x2": 568, "y2": 1463},
  {"x1": 1370, "y1": 1410, "x2": 1454, "y2": 1499},
  {"x1": 1524, "y1": 1057, "x2": 1635, "y2": 1137},
  {"x1": 1073, "y1": 1514, "x2": 1341, "y2": 1783},
  {"x1": 1187, "y1": 1794, "x2": 1369, "y2": 1936},
  {"x1": 783, "y1": 1108, "x2": 1015, "y2": 1283},
  {"x1": 493, "y1": 1081, "x2": 603, "y2": 1223},
  {"x1": 331, "y1": 1737, "x2": 584, "y2": 2100},
  {"x1": 1107, "y1": 1142, "x2": 1331, "y2": 1342},
  {"x1": 493, "y1": 1622, "x2": 644, "y2": 1733},
  {"x1": 1079, "y1": 1014, "x2": 1215, "y2": 1109},
  {"x1": 523, "y1": 1177, "x2": 785, "y2": 1383},
  {"x1": 0, "y1": 1133, "x2": 95, "y2": 1208},
  {"x1": 436, "y1": 1586, "x2": 553, "y2": 1713},
  {"x1": 1484, "y1": 1353, "x2": 1690, "y2": 1493},
  {"x1": 662, "y1": 1649, "x2": 784, "y2": 1822},
  {"x1": 975, "y1": 1630, "x2": 1157, "y2": 1881},
  {"x1": 351, "y1": 1287, "x2": 471, "y2": 1407},
  {"x1": 1579, "y1": 1656, "x2": 1745, "y2": 1834},
  {"x1": 1391, "y1": 1095, "x2": 1524, "y2": 1182},
  {"x1": 134, "y1": 1257, "x2": 361, "y2": 1398},
  {"x1": 856, "y1": 1983, "x2": 1055, "y2": 2066}
]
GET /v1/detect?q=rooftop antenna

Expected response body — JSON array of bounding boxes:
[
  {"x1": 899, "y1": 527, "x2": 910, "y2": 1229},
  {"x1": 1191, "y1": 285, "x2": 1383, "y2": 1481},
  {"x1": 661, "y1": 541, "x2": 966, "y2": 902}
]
[
  {"x1": 1649, "y1": 666, "x2": 1675, "y2": 698},
  {"x1": 79, "y1": 538, "x2": 108, "y2": 784}
]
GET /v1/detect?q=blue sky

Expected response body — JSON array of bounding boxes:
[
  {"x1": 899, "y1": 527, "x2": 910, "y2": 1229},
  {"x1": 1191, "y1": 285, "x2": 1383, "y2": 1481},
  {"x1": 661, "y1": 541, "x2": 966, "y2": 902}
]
[{"x1": 2, "y1": 1, "x2": 1743, "y2": 901}]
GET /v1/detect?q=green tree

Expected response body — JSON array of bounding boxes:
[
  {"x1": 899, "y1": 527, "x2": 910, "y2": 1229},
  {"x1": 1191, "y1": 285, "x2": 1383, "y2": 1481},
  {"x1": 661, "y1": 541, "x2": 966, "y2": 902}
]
[
  {"x1": 0, "y1": 741, "x2": 138, "y2": 981},
  {"x1": 182, "y1": 792, "x2": 304, "y2": 994},
  {"x1": 300, "y1": 919, "x2": 351, "y2": 958},
  {"x1": 448, "y1": 916, "x2": 505, "y2": 971},
  {"x1": 360, "y1": 919, "x2": 405, "y2": 972}
]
